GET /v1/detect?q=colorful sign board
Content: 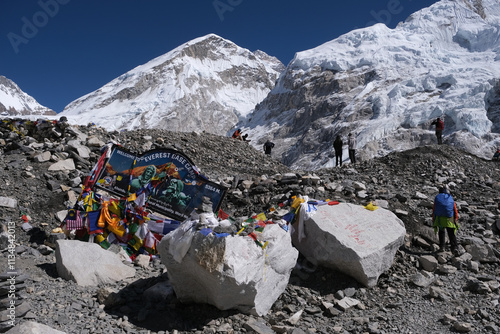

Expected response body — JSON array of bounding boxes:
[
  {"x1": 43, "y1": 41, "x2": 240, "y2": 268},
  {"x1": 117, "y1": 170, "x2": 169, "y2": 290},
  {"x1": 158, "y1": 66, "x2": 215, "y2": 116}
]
[{"x1": 94, "y1": 146, "x2": 226, "y2": 221}]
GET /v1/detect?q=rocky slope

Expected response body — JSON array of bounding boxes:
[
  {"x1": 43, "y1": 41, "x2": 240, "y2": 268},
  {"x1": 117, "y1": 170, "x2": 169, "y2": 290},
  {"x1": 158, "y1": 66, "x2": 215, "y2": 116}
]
[{"x1": 0, "y1": 120, "x2": 499, "y2": 333}]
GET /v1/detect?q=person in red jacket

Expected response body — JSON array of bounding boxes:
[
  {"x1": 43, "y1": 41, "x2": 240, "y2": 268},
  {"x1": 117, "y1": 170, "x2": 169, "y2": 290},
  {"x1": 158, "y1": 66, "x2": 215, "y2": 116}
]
[
  {"x1": 492, "y1": 147, "x2": 500, "y2": 160},
  {"x1": 432, "y1": 186, "x2": 459, "y2": 254},
  {"x1": 431, "y1": 117, "x2": 444, "y2": 145},
  {"x1": 232, "y1": 129, "x2": 243, "y2": 140}
]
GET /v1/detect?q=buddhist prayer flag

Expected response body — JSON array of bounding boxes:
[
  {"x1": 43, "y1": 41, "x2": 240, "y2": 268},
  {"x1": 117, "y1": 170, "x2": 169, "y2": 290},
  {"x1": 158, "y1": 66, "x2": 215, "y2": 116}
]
[
  {"x1": 147, "y1": 219, "x2": 181, "y2": 235},
  {"x1": 86, "y1": 210, "x2": 103, "y2": 234},
  {"x1": 218, "y1": 209, "x2": 229, "y2": 220},
  {"x1": 255, "y1": 212, "x2": 267, "y2": 221},
  {"x1": 143, "y1": 231, "x2": 157, "y2": 249}
]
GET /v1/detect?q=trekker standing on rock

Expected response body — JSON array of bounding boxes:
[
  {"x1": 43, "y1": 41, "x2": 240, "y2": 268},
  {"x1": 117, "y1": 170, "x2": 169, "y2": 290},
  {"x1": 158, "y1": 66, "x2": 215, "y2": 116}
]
[
  {"x1": 432, "y1": 186, "x2": 459, "y2": 254},
  {"x1": 263, "y1": 139, "x2": 275, "y2": 156},
  {"x1": 348, "y1": 133, "x2": 356, "y2": 164},
  {"x1": 333, "y1": 135, "x2": 343, "y2": 167},
  {"x1": 431, "y1": 117, "x2": 444, "y2": 145}
]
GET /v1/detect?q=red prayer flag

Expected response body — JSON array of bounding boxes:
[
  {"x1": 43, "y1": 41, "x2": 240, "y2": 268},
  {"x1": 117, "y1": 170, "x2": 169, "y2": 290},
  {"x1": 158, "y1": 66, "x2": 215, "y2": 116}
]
[{"x1": 218, "y1": 209, "x2": 229, "y2": 220}]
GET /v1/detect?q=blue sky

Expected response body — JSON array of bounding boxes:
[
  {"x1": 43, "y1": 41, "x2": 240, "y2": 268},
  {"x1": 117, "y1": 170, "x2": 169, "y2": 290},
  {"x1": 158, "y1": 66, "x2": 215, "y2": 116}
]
[{"x1": 1, "y1": 0, "x2": 437, "y2": 112}]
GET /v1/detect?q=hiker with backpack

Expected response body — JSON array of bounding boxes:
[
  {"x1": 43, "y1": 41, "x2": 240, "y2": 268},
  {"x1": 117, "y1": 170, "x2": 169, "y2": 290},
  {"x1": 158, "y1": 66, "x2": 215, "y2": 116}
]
[
  {"x1": 431, "y1": 117, "x2": 444, "y2": 145},
  {"x1": 432, "y1": 186, "x2": 459, "y2": 254}
]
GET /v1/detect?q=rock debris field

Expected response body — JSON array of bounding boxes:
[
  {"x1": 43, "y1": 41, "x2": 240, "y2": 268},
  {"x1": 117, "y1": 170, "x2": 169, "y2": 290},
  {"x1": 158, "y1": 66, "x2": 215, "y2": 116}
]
[{"x1": 1, "y1": 120, "x2": 500, "y2": 334}]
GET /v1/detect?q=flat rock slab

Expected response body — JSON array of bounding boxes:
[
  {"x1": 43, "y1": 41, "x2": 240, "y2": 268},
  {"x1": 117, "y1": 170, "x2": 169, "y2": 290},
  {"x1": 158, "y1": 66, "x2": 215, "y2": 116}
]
[
  {"x1": 0, "y1": 197, "x2": 17, "y2": 209},
  {"x1": 292, "y1": 203, "x2": 406, "y2": 287},
  {"x1": 48, "y1": 159, "x2": 75, "y2": 171}
]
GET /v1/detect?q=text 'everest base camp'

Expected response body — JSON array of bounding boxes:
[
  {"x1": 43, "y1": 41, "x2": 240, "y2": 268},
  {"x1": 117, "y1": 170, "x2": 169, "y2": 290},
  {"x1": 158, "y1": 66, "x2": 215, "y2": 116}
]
[{"x1": 2, "y1": 0, "x2": 500, "y2": 333}]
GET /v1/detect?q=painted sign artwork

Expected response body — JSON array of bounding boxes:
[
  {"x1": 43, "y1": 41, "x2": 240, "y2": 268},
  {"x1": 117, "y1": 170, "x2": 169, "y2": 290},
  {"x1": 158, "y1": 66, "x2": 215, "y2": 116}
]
[{"x1": 95, "y1": 146, "x2": 226, "y2": 221}]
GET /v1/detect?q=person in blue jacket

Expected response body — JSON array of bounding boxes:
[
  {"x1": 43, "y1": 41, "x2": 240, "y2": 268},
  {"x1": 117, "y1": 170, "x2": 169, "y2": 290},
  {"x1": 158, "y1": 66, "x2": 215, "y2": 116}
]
[{"x1": 432, "y1": 186, "x2": 459, "y2": 254}]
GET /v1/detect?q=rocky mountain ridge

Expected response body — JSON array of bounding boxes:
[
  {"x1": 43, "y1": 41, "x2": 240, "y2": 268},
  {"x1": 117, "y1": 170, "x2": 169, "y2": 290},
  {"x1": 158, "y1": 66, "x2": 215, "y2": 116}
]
[
  {"x1": 0, "y1": 120, "x2": 499, "y2": 333},
  {"x1": 242, "y1": 0, "x2": 500, "y2": 169}
]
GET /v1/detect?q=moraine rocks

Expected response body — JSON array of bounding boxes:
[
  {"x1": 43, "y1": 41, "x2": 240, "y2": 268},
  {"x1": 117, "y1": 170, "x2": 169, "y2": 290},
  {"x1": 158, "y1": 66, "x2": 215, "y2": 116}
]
[{"x1": 0, "y1": 119, "x2": 499, "y2": 333}]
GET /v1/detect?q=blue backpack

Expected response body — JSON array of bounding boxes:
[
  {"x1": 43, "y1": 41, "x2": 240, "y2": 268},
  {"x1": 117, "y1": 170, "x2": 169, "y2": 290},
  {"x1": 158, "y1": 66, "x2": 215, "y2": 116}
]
[{"x1": 434, "y1": 193, "x2": 454, "y2": 217}]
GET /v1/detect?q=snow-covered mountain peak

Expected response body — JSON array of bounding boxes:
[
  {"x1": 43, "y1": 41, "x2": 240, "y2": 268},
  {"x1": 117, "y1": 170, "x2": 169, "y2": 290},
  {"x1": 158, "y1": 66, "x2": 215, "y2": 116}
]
[
  {"x1": 291, "y1": 0, "x2": 499, "y2": 72},
  {"x1": 61, "y1": 34, "x2": 283, "y2": 133},
  {"x1": 0, "y1": 76, "x2": 55, "y2": 116}
]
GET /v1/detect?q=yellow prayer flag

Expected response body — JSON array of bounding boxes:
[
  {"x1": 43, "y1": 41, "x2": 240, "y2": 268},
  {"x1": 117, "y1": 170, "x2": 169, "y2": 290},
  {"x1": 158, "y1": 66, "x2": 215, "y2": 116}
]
[
  {"x1": 364, "y1": 202, "x2": 379, "y2": 211},
  {"x1": 255, "y1": 212, "x2": 267, "y2": 221},
  {"x1": 291, "y1": 197, "x2": 305, "y2": 210}
]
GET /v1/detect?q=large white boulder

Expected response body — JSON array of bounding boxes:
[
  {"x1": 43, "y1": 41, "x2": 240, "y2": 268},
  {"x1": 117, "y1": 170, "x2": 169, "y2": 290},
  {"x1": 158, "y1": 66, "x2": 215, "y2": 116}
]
[
  {"x1": 158, "y1": 222, "x2": 298, "y2": 316},
  {"x1": 292, "y1": 203, "x2": 406, "y2": 287},
  {"x1": 55, "y1": 240, "x2": 136, "y2": 286}
]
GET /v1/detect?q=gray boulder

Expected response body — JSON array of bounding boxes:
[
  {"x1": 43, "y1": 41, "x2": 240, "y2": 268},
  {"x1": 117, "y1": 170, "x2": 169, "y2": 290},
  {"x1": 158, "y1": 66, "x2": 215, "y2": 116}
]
[
  {"x1": 292, "y1": 202, "x2": 406, "y2": 287},
  {"x1": 67, "y1": 140, "x2": 91, "y2": 158},
  {"x1": 34, "y1": 151, "x2": 51, "y2": 162},
  {"x1": 419, "y1": 255, "x2": 439, "y2": 272},
  {"x1": 466, "y1": 243, "x2": 498, "y2": 263}
]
